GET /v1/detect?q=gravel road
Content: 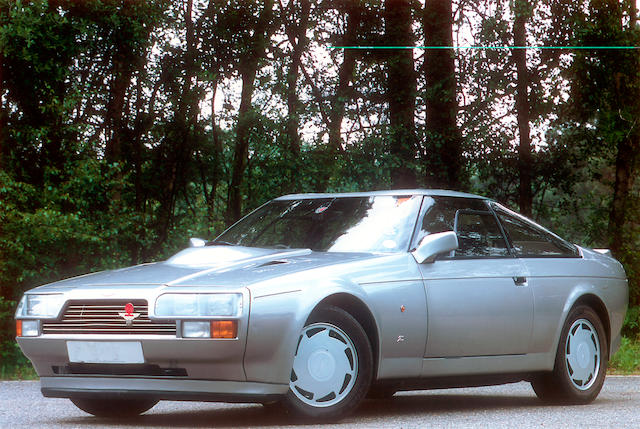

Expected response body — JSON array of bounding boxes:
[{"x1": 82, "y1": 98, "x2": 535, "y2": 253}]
[{"x1": 1, "y1": 376, "x2": 639, "y2": 428}]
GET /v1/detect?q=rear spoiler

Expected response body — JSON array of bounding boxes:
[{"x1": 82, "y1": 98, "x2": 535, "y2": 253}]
[{"x1": 593, "y1": 249, "x2": 613, "y2": 257}]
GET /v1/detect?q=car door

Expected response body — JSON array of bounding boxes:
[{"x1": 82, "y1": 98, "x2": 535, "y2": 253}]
[
  {"x1": 490, "y1": 202, "x2": 584, "y2": 355},
  {"x1": 414, "y1": 196, "x2": 533, "y2": 358}
]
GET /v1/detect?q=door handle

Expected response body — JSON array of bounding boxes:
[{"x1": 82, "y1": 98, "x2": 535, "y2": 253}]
[{"x1": 513, "y1": 276, "x2": 527, "y2": 286}]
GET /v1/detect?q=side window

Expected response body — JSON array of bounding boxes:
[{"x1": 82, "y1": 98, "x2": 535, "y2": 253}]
[
  {"x1": 492, "y1": 203, "x2": 579, "y2": 257},
  {"x1": 416, "y1": 197, "x2": 509, "y2": 258},
  {"x1": 455, "y1": 211, "x2": 509, "y2": 257}
]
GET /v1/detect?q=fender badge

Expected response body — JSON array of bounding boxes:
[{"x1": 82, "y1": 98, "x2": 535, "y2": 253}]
[{"x1": 118, "y1": 302, "x2": 140, "y2": 326}]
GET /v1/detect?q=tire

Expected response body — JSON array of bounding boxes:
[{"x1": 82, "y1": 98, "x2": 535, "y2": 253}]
[
  {"x1": 70, "y1": 397, "x2": 158, "y2": 417},
  {"x1": 531, "y1": 305, "x2": 608, "y2": 404},
  {"x1": 283, "y1": 306, "x2": 373, "y2": 421}
]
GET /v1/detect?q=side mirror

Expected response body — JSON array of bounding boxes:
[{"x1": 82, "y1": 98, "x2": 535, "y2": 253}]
[
  {"x1": 411, "y1": 231, "x2": 458, "y2": 264},
  {"x1": 189, "y1": 237, "x2": 207, "y2": 248}
]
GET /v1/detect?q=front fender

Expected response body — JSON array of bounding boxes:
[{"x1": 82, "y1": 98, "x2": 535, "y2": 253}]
[{"x1": 243, "y1": 277, "x2": 370, "y2": 384}]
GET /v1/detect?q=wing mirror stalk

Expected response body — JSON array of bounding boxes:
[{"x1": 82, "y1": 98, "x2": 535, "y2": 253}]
[{"x1": 411, "y1": 231, "x2": 458, "y2": 264}]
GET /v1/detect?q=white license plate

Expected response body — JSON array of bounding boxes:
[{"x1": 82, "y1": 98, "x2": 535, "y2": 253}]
[{"x1": 67, "y1": 341, "x2": 144, "y2": 364}]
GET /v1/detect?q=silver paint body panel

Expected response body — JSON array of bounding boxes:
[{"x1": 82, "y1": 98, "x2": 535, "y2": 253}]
[{"x1": 16, "y1": 190, "x2": 628, "y2": 402}]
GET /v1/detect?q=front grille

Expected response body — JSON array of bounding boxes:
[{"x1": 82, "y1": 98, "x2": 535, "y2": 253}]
[{"x1": 42, "y1": 300, "x2": 176, "y2": 335}]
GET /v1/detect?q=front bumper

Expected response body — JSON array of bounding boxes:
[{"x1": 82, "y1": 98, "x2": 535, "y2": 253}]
[
  {"x1": 41, "y1": 376, "x2": 288, "y2": 403},
  {"x1": 17, "y1": 334, "x2": 247, "y2": 380},
  {"x1": 19, "y1": 334, "x2": 289, "y2": 403}
]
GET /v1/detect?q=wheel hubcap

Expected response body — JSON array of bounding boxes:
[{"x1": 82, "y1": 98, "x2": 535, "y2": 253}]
[
  {"x1": 565, "y1": 318, "x2": 600, "y2": 390},
  {"x1": 290, "y1": 323, "x2": 358, "y2": 407},
  {"x1": 308, "y1": 349, "x2": 336, "y2": 381}
]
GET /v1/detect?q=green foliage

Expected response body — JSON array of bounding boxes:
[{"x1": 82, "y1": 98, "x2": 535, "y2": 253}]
[
  {"x1": 609, "y1": 336, "x2": 640, "y2": 374},
  {"x1": 622, "y1": 306, "x2": 640, "y2": 338},
  {"x1": 0, "y1": 297, "x2": 36, "y2": 379},
  {"x1": 1, "y1": 0, "x2": 640, "y2": 376},
  {"x1": 1, "y1": 162, "x2": 122, "y2": 297},
  {"x1": 563, "y1": 1, "x2": 640, "y2": 304}
]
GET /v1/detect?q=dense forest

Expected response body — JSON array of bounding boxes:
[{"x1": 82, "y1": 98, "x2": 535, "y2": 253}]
[{"x1": 1, "y1": 0, "x2": 640, "y2": 371}]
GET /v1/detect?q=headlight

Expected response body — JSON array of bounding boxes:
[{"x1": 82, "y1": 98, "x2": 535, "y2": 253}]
[
  {"x1": 154, "y1": 293, "x2": 243, "y2": 318},
  {"x1": 15, "y1": 294, "x2": 65, "y2": 319}
]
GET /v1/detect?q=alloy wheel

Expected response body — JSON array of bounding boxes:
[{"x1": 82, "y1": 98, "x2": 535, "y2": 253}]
[
  {"x1": 564, "y1": 318, "x2": 600, "y2": 391},
  {"x1": 289, "y1": 322, "x2": 358, "y2": 407}
]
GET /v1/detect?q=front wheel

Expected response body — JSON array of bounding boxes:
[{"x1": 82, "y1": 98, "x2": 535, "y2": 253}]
[
  {"x1": 531, "y1": 305, "x2": 607, "y2": 404},
  {"x1": 70, "y1": 397, "x2": 158, "y2": 417},
  {"x1": 283, "y1": 306, "x2": 373, "y2": 421}
]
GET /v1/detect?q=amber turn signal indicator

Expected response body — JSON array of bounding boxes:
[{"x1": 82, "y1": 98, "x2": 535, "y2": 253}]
[
  {"x1": 210, "y1": 320, "x2": 237, "y2": 338},
  {"x1": 16, "y1": 320, "x2": 22, "y2": 337}
]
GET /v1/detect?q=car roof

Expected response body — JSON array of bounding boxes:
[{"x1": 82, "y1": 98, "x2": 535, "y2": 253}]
[{"x1": 276, "y1": 189, "x2": 489, "y2": 200}]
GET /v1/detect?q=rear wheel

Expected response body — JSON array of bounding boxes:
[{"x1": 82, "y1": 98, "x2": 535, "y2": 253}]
[
  {"x1": 283, "y1": 306, "x2": 373, "y2": 421},
  {"x1": 531, "y1": 305, "x2": 607, "y2": 404},
  {"x1": 70, "y1": 397, "x2": 158, "y2": 417}
]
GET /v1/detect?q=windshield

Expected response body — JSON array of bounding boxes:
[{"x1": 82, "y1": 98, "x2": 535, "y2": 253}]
[{"x1": 214, "y1": 195, "x2": 422, "y2": 253}]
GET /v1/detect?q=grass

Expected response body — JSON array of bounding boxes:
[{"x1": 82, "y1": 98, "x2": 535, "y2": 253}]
[
  {"x1": 0, "y1": 340, "x2": 38, "y2": 380},
  {"x1": 0, "y1": 363, "x2": 37, "y2": 380},
  {"x1": 608, "y1": 336, "x2": 640, "y2": 374}
]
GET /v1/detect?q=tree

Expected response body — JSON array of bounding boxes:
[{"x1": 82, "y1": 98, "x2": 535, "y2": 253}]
[
  {"x1": 385, "y1": 0, "x2": 418, "y2": 188},
  {"x1": 280, "y1": 0, "x2": 311, "y2": 192},
  {"x1": 423, "y1": 0, "x2": 464, "y2": 189},
  {"x1": 282, "y1": 0, "x2": 311, "y2": 158},
  {"x1": 197, "y1": 0, "x2": 237, "y2": 225},
  {"x1": 459, "y1": 0, "x2": 577, "y2": 210},
  {"x1": 567, "y1": 0, "x2": 640, "y2": 302},
  {"x1": 0, "y1": 0, "x2": 83, "y2": 183},
  {"x1": 226, "y1": 0, "x2": 276, "y2": 224},
  {"x1": 512, "y1": 0, "x2": 533, "y2": 217}
]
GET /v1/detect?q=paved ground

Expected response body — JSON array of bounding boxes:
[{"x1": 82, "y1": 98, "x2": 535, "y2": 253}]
[{"x1": 1, "y1": 376, "x2": 639, "y2": 428}]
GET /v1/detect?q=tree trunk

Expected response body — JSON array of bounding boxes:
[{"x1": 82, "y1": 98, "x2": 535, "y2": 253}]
[
  {"x1": 385, "y1": 0, "x2": 417, "y2": 188},
  {"x1": 104, "y1": 40, "x2": 134, "y2": 164},
  {"x1": 305, "y1": 1, "x2": 362, "y2": 190},
  {"x1": 423, "y1": 0, "x2": 463, "y2": 190},
  {"x1": 609, "y1": 137, "x2": 635, "y2": 255},
  {"x1": 327, "y1": 2, "x2": 361, "y2": 155},
  {"x1": 627, "y1": 0, "x2": 637, "y2": 28},
  {"x1": 149, "y1": 0, "x2": 202, "y2": 256},
  {"x1": 283, "y1": 0, "x2": 310, "y2": 192},
  {"x1": 513, "y1": 0, "x2": 533, "y2": 217},
  {"x1": 183, "y1": 0, "x2": 200, "y2": 128},
  {"x1": 596, "y1": 1, "x2": 640, "y2": 291},
  {"x1": 226, "y1": 1, "x2": 274, "y2": 224},
  {"x1": 285, "y1": 0, "x2": 310, "y2": 158},
  {"x1": 205, "y1": 80, "x2": 223, "y2": 225},
  {"x1": 227, "y1": 64, "x2": 258, "y2": 224},
  {"x1": 0, "y1": 52, "x2": 6, "y2": 172}
]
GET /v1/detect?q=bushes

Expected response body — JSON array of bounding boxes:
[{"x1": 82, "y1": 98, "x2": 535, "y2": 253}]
[
  {"x1": 610, "y1": 335, "x2": 640, "y2": 374},
  {"x1": 0, "y1": 297, "x2": 36, "y2": 379}
]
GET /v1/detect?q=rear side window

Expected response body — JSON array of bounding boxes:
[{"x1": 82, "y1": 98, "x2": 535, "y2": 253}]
[
  {"x1": 491, "y1": 203, "x2": 579, "y2": 258},
  {"x1": 416, "y1": 197, "x2": 509, "y2": 258}
]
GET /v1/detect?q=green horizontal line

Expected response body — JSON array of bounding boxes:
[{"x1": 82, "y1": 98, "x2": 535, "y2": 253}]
[{"x1": 330, "y1": 45, "x2": 640, "y2": 50}]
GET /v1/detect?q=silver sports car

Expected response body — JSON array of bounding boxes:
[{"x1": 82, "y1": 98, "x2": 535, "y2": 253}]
[{"x1": 15, "y1": 190, "x2": 628, "y2": 421}]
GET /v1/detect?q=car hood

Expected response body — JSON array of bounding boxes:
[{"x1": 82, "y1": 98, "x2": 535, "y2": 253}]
[{"x1": 28, "y1": 246, "x2": 382, "y2": 293}]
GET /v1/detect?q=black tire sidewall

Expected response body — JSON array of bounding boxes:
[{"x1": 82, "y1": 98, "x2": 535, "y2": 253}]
[
  {"x1": 284, "y1": 305, "x2": 373, "y2": 421},
  {"x1": 70, "y1": 397, "x2": 158, "y2": 417},
  {"x1": 553, "y1": 305, "x2": 608, "y2": 404}
]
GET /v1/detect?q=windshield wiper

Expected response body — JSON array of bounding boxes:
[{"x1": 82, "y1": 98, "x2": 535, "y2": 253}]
[{"x1": 206, "y1": 240, "x2": 235, "y2": 246}]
